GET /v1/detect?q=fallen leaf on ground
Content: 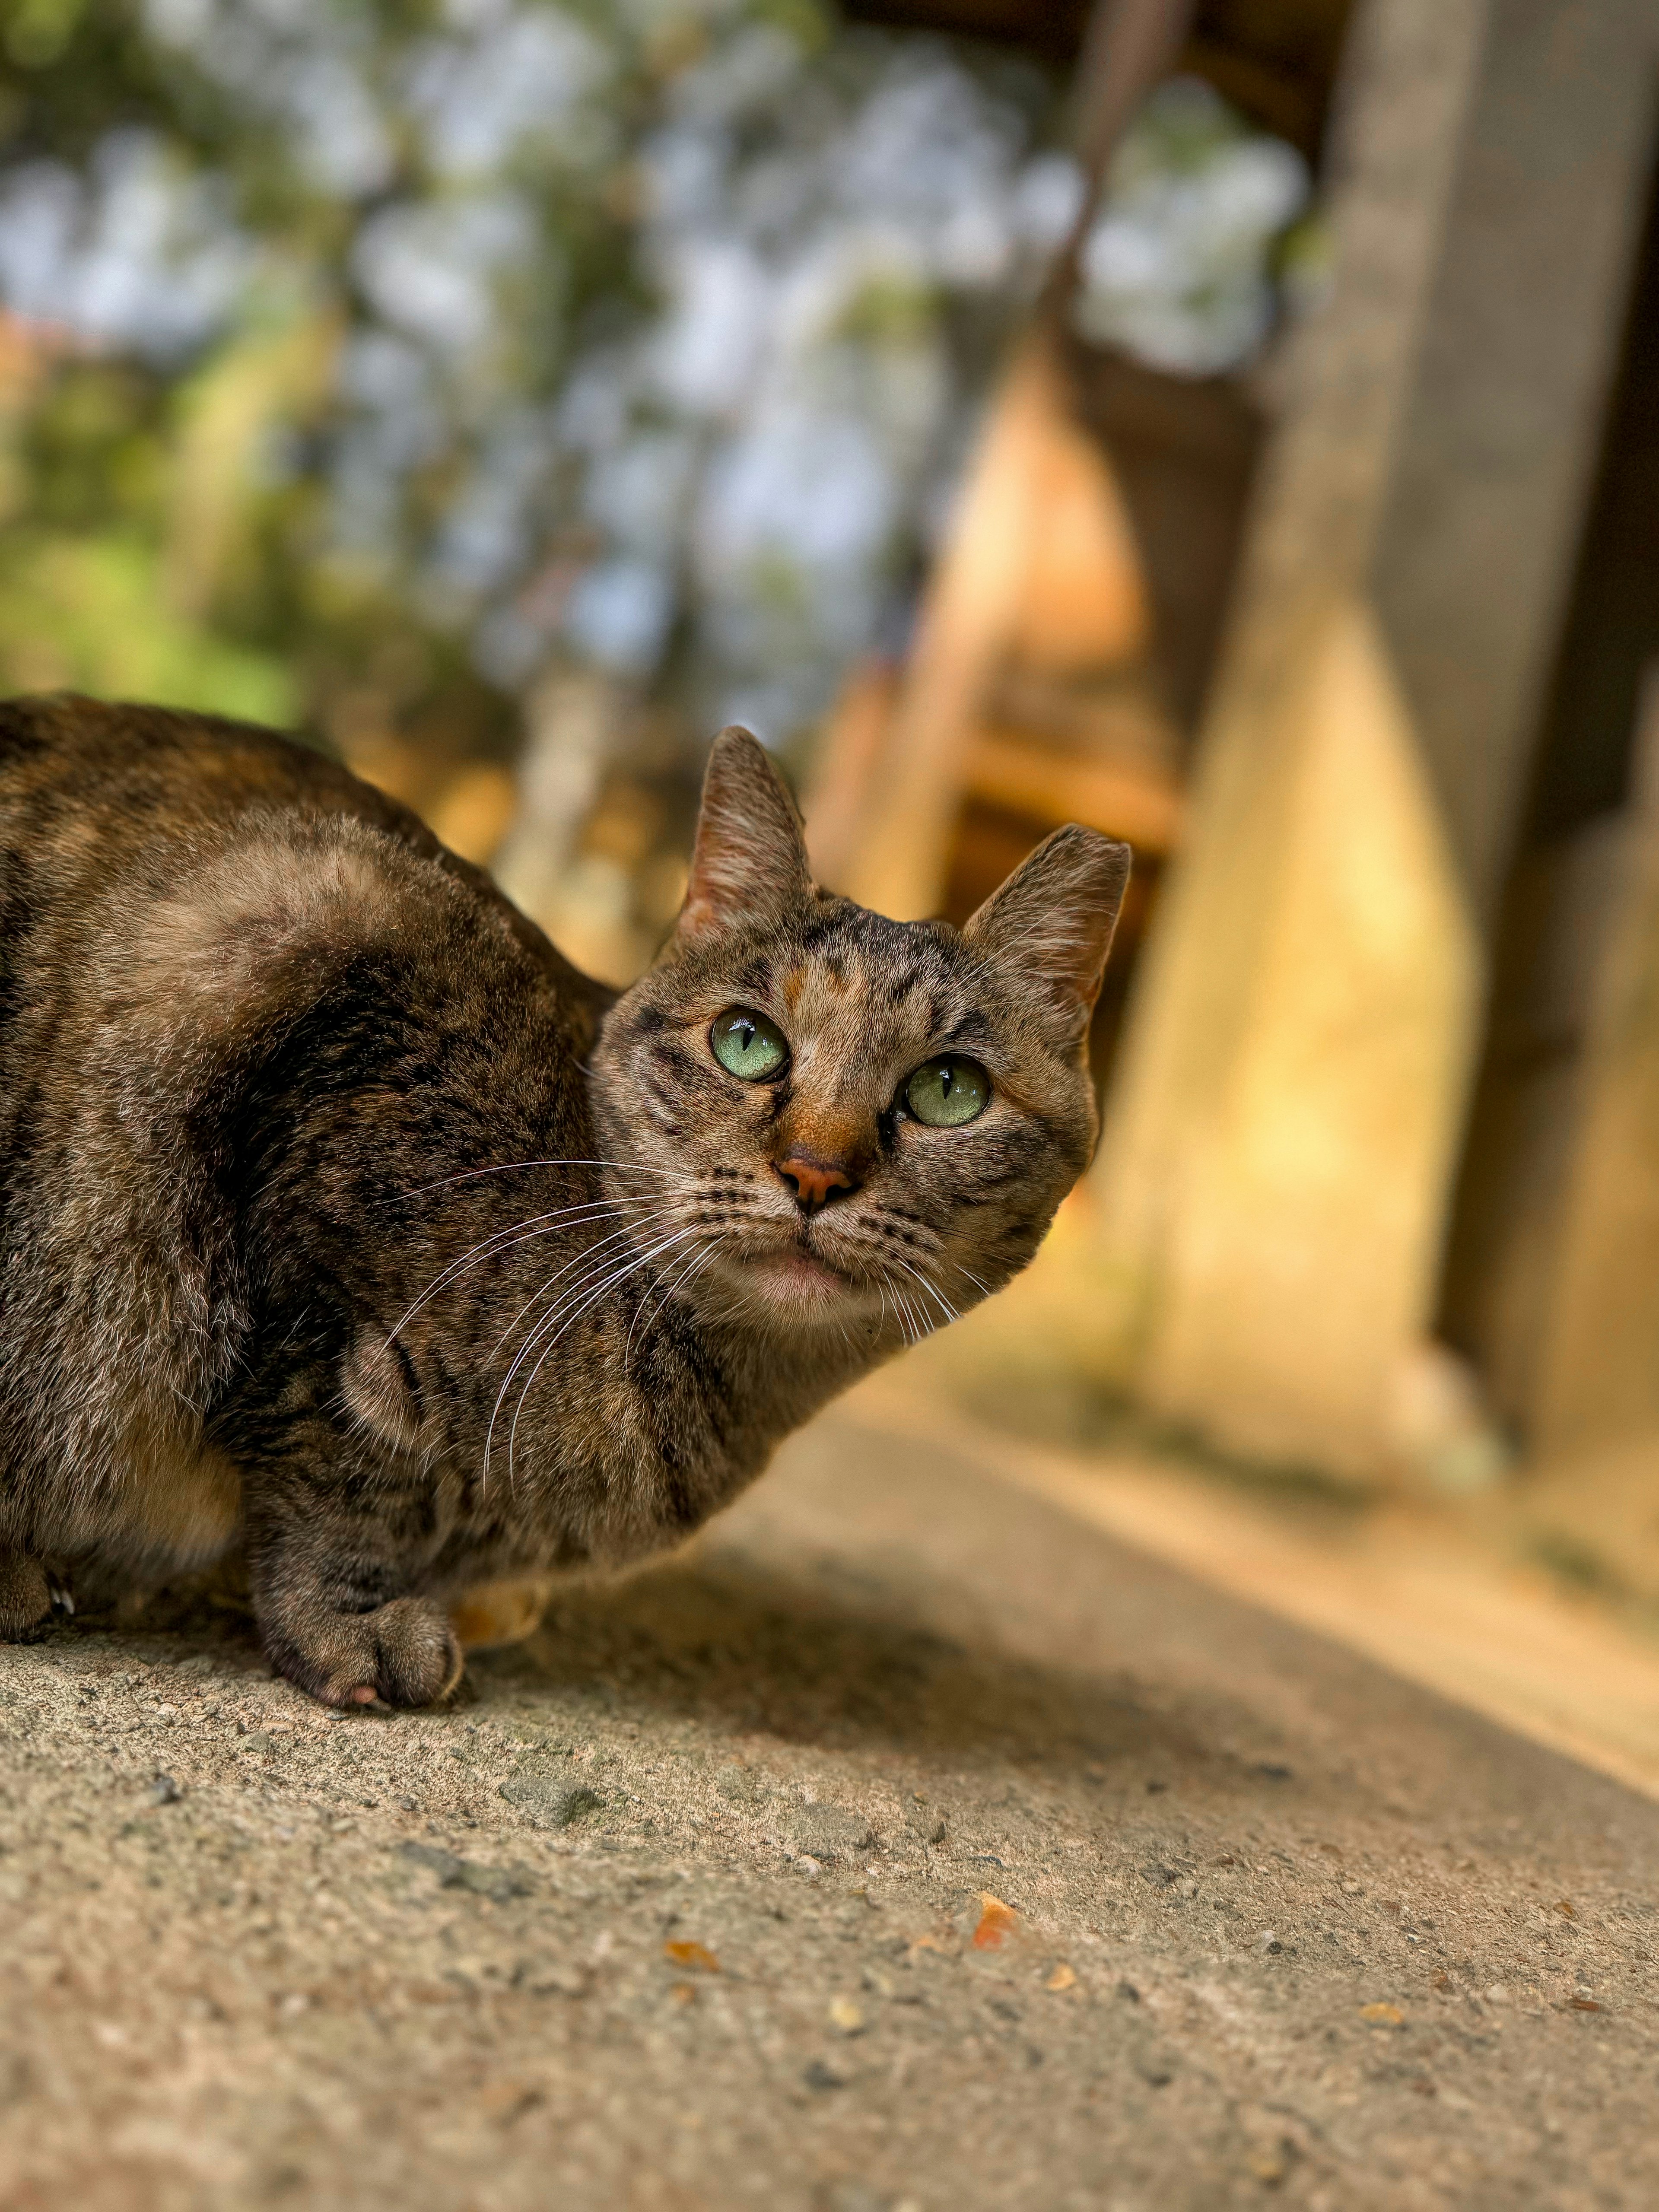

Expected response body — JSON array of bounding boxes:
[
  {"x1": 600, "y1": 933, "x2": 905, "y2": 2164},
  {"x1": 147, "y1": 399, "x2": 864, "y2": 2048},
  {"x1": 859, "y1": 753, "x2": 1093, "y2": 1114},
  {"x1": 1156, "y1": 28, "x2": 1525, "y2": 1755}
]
[
  {"x1": 478, "y1": 2080, "x2": 543, "y2": 2124},
  {"x1": 1360, "y1": 2002, "x2": 1404, "y2": 2026},
  {"x1": 663, "y1": 1941, "x2": 719, "y2": 1973},
  {"x1": 973, "y1": 1895, "x2": 1020, "y2": 1951},
  {"x1": 1555, "y1": 1899, "x2": 1576, "y2": 1918},
  {"x1": 1045, "y1": 1964, "x2": 1077, "y2": 1993},
  {"x1": 1567, "y1": 1996, "x2": 1605, "y2": 2013}
]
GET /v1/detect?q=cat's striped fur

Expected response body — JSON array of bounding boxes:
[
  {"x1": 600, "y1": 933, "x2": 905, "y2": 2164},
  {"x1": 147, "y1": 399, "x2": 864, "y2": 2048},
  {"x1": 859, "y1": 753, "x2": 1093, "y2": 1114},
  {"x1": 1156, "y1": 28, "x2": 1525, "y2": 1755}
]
[{"x1": 0, "y1": 696, "x2": 1127, "y2": 1704}]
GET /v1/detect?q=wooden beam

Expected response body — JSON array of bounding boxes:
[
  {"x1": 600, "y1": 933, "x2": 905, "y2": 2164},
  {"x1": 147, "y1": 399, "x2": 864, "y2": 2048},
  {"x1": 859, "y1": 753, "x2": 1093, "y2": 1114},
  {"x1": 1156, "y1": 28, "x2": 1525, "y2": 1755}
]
[{"x1": 830, "y1": 0, "x2": 1195, "y2": 918}]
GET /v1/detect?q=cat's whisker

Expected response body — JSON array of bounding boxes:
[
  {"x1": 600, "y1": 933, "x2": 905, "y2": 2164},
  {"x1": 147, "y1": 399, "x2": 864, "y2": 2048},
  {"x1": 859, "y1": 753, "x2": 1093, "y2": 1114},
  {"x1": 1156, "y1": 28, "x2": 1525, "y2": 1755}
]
[
  {"x1": 626, "y1": 1232, "x2": 719, "y2": 1370},
  {"x1": 382, "y1": 1171, "x2": 710, "y2": 1347},
  {"x1": 485, "y1": 1205, "x2": 692, "y2": 1365},
  {"x1": 377, "y1": 1158, "x2": 697, "y2": 1207},
  {"x1": 485, "y1": 1212, "x2": 709, "y2": 1459},
  {"x1": 629, "y1": 1236, "x2": 726, "y2": 1369},
  {"x1": 892, "y1": 1256, "x2": 957, "y2": 1326},
  {"x1": 407, "y1": 1176, "x2": 733, "y2": 1347},
  {"x1": 397, "y1": 1195, "x2": 666, "y2": 1307},
  {"x1": 485, "y1": 1210, "x2": 691, "y2": 1410},
  {"x1": 479, "y1": 1218, "x2": 690, "y2": 1479},
  {"x1": 499, "y1": 1221, "x2": 713, "y2": 1491},
  {"x1": 625, "y1": 1241, "x2": 690, "y2": 1369},
  {"x1": 385, "y1": 1192, "x2": 682, "y2": 1348},
  {"x1": 681, "y1": 1243, "x2": 745, "y2": 1332},
  {"x1": 950, "y1": 1261, "x2": 993, "y2": 1301},
  {"x1": 879, "y1": 1269, "x2": 920, "y2": 1347}
]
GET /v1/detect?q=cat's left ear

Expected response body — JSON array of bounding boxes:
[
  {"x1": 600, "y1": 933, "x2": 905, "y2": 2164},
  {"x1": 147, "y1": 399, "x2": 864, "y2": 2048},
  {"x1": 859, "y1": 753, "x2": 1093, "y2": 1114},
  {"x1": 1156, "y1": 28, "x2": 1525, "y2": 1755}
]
[
  {"x1": 677, "y1": 725, "x2": 811, "y2": 939},
  {"x1": 963, "y1": 825, "x2": 1131, "y2": 1051}
]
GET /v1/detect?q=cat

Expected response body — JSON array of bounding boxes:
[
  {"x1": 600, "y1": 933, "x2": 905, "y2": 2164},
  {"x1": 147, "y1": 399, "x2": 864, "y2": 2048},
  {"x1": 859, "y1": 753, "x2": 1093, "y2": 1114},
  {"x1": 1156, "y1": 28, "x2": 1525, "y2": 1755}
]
[{"x1": 0, "y1": 694, "x2": 1129, "y2": 1706}]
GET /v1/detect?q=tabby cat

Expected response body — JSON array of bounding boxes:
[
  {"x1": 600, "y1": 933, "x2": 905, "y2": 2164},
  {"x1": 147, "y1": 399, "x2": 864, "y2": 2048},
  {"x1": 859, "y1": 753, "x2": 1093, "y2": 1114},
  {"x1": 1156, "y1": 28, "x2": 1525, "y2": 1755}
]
[{"x1": 0, "y1": 696, "x2": 1128, "y2": 1706}]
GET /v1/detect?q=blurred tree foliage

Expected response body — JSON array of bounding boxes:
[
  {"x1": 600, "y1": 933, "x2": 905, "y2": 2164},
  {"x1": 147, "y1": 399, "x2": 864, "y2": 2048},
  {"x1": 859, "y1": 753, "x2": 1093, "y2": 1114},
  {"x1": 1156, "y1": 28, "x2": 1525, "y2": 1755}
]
[
  {"x1": 0, "y1": 0, "x2": 1065, "y2": 855},
  {"x1": 0, "y1": 0, "x2": 695, "y2": 773}
]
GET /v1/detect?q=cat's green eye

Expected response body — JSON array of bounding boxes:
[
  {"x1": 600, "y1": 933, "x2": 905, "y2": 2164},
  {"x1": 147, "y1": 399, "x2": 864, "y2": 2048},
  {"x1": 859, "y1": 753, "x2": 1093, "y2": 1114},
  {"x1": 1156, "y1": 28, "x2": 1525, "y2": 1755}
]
[
  {"x1": 710, "y1": 1006, "x2": 789, "y2": 1082},
  {"x1": 904, "y1": 1056, "x2": 990, "y2": 1128}
]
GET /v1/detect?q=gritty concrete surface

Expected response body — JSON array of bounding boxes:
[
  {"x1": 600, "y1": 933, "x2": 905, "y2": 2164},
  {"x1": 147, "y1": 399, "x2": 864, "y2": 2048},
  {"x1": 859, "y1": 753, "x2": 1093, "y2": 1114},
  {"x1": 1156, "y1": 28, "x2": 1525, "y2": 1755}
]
[{"x1": 2, "y1": 1402, "x2": 1656, "y2": 2212}]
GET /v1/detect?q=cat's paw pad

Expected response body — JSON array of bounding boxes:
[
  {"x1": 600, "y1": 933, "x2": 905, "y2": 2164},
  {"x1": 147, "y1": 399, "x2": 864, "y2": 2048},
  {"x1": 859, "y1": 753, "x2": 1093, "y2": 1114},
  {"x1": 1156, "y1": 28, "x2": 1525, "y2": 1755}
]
[
  {"x1": 0, "y1": 1555, "x2": 55, "y2": 1643},
  {"x1": 283, "y1": 1597, "x2": 465, "y2": 1710}
]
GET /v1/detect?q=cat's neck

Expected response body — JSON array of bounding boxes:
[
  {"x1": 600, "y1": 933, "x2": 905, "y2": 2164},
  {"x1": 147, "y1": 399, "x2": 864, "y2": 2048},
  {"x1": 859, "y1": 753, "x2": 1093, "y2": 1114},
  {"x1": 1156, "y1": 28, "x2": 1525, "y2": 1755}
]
[
  {"x1": 623, "y1": 1230, "x2": 899, "y2": 1459},
  {"x1": 707, "y1": 1297, "x2": 891, "y2": 1433}
]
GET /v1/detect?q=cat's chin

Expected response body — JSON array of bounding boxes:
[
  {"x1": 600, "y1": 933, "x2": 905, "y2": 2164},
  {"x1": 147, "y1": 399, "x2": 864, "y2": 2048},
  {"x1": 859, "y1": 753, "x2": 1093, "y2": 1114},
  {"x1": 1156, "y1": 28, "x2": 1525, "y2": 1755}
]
[{"x1": 742, "y1": 1248, "x2": 857, "y2": 1316}]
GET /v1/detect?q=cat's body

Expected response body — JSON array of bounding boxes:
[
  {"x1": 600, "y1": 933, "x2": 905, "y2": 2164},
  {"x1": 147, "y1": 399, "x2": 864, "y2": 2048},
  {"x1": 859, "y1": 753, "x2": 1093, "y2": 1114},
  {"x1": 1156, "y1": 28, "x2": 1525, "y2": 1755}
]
[{"x1": 0, "y1": 695, "x2": 1127, "y2": 1705}]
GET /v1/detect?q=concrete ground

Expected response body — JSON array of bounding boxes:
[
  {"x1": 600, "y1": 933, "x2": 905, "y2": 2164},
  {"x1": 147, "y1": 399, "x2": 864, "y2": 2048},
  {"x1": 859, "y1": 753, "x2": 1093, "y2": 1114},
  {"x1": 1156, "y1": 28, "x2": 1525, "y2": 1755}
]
[{"x1": 2, "y1": 1402, "x2": 1656, "y2": 2212}]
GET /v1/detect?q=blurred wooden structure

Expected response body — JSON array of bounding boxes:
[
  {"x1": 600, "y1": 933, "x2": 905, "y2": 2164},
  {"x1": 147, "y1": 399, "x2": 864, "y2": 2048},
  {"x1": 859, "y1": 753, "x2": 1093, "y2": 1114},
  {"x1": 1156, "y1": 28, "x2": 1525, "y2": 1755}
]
[
  {"x1": 810, "y1": 337, "x2": 1187, "y2": 907},
  {"x1": 817, "y1": 2, "x2": 1343, "y2": 931},
  {"x1": 808, "y1": 337, "x2": 1261, "y2": 910},
  {"x1": 843, "y1": 0, "x2": 1354, "y2": 165},
  {"x1": 1527, "y1": 679, "x2": 1659, "y2": 1461},
  {"x1": 1441, "y1": 146, "x2": 1659, "y2": 1482},
  {"x1": 814, "y1": 0, "x2": 1318, "y2": 1072},
  {"x1": 826, "y1": 0, "x2": 1659, "y2": 1495},
  {"x1": 1098, "y1": 0, "x2": 1659, "y2": 1482}
]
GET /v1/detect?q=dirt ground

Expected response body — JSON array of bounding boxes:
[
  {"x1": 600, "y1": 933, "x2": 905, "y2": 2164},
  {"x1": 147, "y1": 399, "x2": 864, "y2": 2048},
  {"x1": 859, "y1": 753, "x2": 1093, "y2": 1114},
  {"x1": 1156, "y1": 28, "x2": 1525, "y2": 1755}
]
[{"x1": 2, "y1": 1401, "x2": 1656, "y2": 2212}]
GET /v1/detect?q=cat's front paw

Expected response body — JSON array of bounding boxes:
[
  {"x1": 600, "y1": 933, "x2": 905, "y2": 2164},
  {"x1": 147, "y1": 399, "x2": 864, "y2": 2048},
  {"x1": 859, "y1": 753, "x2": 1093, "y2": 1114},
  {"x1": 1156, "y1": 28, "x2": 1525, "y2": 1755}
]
[
  {"x1": 0, "y1": 1553, "x2": 60, "y2": 1643},
  {"x1": 272, "y1": 1595, "x2": 465, "y2": 1709}
]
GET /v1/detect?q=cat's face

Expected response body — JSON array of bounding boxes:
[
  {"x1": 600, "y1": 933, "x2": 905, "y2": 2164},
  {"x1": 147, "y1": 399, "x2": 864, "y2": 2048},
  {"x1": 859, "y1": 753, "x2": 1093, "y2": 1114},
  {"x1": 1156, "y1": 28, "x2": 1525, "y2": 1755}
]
[{"x1": 591, "y1": 729, "x2": 1129, "y2": 1340}]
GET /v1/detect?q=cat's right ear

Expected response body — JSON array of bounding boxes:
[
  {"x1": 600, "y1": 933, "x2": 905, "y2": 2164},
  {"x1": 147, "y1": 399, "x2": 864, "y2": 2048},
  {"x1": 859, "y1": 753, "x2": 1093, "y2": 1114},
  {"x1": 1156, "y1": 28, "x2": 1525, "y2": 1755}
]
[{"x1": 676, "y1": 725, "x2": 811, "y2": 940}]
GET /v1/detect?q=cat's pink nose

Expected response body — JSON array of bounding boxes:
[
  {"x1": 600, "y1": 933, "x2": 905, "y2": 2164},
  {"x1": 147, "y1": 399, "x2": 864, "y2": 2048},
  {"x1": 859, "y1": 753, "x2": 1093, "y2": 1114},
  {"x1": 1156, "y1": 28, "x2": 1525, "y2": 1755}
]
[{"x1": 776, "y1": 1154, "x2": 857, "y2": 1214}]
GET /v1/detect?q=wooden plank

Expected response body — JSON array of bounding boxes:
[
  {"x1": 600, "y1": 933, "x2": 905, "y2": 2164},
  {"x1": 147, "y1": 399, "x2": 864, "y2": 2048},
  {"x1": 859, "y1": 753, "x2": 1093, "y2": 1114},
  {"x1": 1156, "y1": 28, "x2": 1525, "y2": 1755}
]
[{"x1": 964, "y1": 724, "x2": 1185, "y2": 850}]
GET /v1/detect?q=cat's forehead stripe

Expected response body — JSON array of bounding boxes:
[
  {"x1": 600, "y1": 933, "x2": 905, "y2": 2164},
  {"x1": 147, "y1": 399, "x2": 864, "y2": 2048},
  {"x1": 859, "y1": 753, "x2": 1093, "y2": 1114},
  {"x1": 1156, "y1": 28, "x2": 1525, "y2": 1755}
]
[
  {"x1": 944, "y1": 1010, "x2": 992, "y2": 1048},
  {"x1": 788, "y1": 938, "x2": 963, "y2": 1041},
  {"x1": 879, "y1": 965, "x2": 928, "y2": 1007}
]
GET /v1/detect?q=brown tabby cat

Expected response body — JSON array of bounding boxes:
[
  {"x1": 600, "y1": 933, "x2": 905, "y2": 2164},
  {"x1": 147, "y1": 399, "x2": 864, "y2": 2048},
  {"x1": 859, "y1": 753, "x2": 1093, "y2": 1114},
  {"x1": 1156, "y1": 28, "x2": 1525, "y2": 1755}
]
[{"x1": 0, "y1": 695, "x2": 1128, "y2": 1706}]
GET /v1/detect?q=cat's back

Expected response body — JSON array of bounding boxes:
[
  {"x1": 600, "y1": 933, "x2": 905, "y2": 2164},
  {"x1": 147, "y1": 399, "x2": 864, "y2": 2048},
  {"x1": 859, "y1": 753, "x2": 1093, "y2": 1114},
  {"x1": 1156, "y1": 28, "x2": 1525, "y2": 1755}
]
[
  {"x1": 3, "y1": 691, "x2": 472, "y2": 903},
  {"x1": 0, "y1": 693, "x2": 606, "y2": 1167},
  {"x1": 0, "y1": 689, "x2": 598, "y2": 984},
  {"x1": 0, "y1": 693, "x2": 610, "y2": 1513},
  {"x1": 0, "y1": 694, "x2": 441, "y2": 970}
]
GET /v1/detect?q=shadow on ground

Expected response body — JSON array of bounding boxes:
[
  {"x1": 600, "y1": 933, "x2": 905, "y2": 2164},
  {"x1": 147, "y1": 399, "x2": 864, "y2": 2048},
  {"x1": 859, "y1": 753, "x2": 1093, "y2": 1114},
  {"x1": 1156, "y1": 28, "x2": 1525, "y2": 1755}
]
[
  {"x1": 92, "y1": 1541, "x2": 1232, "y2": 1793},
  {"x1": 5, "y1": 1408, "x2": 1658, "y2": 2211}
]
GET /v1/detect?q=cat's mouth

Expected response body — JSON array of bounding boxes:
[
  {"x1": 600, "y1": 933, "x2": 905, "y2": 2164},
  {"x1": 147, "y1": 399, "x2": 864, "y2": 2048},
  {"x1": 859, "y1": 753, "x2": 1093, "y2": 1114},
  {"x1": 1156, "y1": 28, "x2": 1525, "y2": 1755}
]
[
  {"x1": 705, "y1": 1223, "x2": 871, "y2": 1317},
  {"x1": 749, "y1": 1246, "x2": 852, "y2": 1298}
]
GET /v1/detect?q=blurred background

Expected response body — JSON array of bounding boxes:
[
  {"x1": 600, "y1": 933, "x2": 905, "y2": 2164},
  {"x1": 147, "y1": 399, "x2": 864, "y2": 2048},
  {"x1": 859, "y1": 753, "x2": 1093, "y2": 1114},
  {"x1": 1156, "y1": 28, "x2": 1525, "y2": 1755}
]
[{"x1": 6, "y1": 0, "x2": 1659, "y2": 1633}]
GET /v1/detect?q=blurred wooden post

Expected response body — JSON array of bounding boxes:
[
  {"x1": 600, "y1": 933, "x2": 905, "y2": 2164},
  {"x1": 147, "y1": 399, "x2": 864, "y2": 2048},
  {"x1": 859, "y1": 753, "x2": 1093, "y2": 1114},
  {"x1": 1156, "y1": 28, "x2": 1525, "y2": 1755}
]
[
  {"x1": 1089, "y1": 0, "x2": 1659, "y2": 1475},
  {"x1": 1533, "y1": 671, "x2": 1659, "y2": 1458},
  {"x1": 836, "y1": 340, "x2": 1101, "y2": 913},
  {"x1": 829, "y1": 0, "x2": 1194, "y2": 918}
]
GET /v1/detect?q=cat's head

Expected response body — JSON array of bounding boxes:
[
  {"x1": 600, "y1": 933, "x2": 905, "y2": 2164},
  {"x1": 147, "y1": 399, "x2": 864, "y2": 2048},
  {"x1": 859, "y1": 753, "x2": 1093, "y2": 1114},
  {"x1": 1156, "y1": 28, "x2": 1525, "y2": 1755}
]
[{"x1": 590, "y1": 727, "x2": 1129, "y2": 1340}]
